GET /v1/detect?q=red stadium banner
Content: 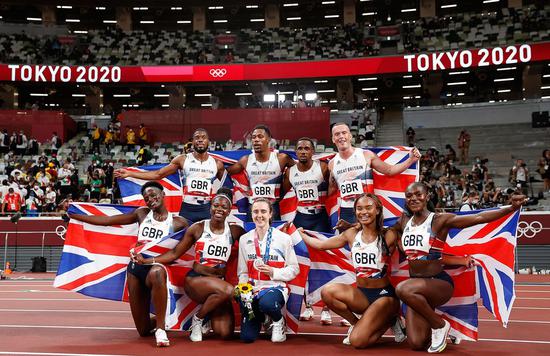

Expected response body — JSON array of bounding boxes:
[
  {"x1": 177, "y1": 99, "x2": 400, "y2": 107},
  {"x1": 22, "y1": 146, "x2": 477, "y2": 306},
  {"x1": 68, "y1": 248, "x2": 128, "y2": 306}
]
[{"x1": 0, "y1": 42, "x2": 549, "y2": 83}]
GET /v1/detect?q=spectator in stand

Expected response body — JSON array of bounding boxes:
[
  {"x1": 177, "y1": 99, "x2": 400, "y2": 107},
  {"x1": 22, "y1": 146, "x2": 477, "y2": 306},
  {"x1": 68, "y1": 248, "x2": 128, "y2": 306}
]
[
  {"x1": 15, "y1": 130, "x2": 27, "y2": 156},
  {"x1": 57, "y1": 163, "x2": 73, "y2": 197},
  {"x1": 125, "y1": 126, "x2": 136, "y2": 152},
  {"x1": 224, "y1": 50, "x2": 234, "y2": 63},
  {"x1": 457, "y1": 129, "x2": 471, "y2": 164},
  {"x1": 297, "y1": 98, "x2": 307, "y2": 108},
  {"x1": 459, "y1": 190, "x2": 480, "y2": 212},
  {"x1": 138, "y1": 123, "x2": 148, "y2": 146},
  {"x1": 510, "y1": 158, "x2": 529, "y2": 195},
  {"x1": 2, "y1": 187, "x2": 22, "y2": 215},
  {"x1": 364, "y1": 118, "x2": 375, "y2": 140},
  {"x1": 444, "y1": 144, "x2": 457, "y2": 162},
  {"x1": 104, "y1": 129, "x2": 114, "y2": 153},
  {"x1": 0, "y1": 129, "x2": 8, "y2": 153},
  {"x1": 103, "y1": 161, "x2": 115, "y2": 189},
  {"x1": 27, "y1": 137, "x2": 39, "y2": 155},
  {"x1": 91, "y1": 124, "x2": 102, "y2": 155},
  {"x1": 50, "y1": 132, "x2": 62, "y2": 154},
  {"x1": 9, "y1": 132, "x2": 17, "y2": 153},
  {"x1": 44, "y1": 185, "x2": 57, "y2": 212},
  {"x1": 90, "y1": 173, "x2": 103, "y2": 201},
  {"x1": 537, "y1": 149, "x2": 550, "y2": 193},
  {"x1": 406, "y1": 126, "x2": 416, "y2": 147}
]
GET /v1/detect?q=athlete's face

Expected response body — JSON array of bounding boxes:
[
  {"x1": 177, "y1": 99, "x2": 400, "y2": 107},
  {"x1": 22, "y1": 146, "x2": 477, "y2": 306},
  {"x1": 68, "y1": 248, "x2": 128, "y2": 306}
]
[
  {"x1": 296, "y1": 140, "x2": 314, "y2": 164},
  {"x1": 251, "y1": 129, "x2": 270, "y2": 153},
  {"x1": 210, "y1": 196, "x2": 231, "y2": 221},
  {"x1": 142, "y1": 187, "x2": 165, "y2": 210},
  {"x1": 251, "y1": 201, "x2": 272, "y2": 229},
  {"x1": 192, "y1": 130, "x2": 209, "y2": 154},
  {"x1": 405, "y1": 185, "x2": 428, "y2": 213},
  {"x1": 331, "y1": 124, "x2": 352, "y2": 151},
  {"x1": 354, "y1": 196, "x2": 379, "y2": 226}
]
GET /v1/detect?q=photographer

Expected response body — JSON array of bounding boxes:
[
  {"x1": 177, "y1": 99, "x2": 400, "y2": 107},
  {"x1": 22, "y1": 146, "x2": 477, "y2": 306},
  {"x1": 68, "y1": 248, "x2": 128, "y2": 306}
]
[
  {"x1": 460, "y1": 190, "x2": 480, "y2": 212},
  {"x1": 510, "y1": 159, "x2": 529, "y2": 195}
]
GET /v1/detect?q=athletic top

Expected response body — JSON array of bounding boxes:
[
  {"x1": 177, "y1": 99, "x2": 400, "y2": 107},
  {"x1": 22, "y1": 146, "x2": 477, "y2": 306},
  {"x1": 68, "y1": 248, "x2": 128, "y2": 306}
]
[
  {"x1": 245, "y1": 151, "x2": 282, "y2": 203},
  {"x1": 137, "y1": 210, "x2": 174, "y2": 243},
  {"x1": 289, "y1": 161, "x2": 326, "y2": 214},
  {"x1": 194, "y1": 219, "x2": 233, "y2": 268},
  {"x1": 351, "y1": 230, "x2": 389, "y2": 279},
  {"x1": 182, "y1": 153, "x2": 218, "y2": 205},
  {"x1": 331, "y1": 148, "x2": 373, "y2": 208},
  {"x1": 401, "y1": 213, "x2": 444, "y2": 260},
  {"x1": 237, "y1": 228, "x2": 299, "y2": 300}
]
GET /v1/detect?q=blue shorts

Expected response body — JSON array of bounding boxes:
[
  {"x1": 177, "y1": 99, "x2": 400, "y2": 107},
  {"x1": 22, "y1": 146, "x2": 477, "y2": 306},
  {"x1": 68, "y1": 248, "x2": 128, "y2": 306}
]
[
  {"x1": 339, "y1": 207, "x2": 356, "y2": 224},
  {"x1": 412, "y1": 271, "x2": 454, "y2": 288},
  {"x1": 293, "y1": 210, "x2": 331, "y2": 233},
  {"x1": 358, "y1": 284, "x2": 397, "y2": 304},
  {"x1": 127, "y1": 263, "x2": 153, "y2": 285},
  {"x1": 179, "y1": 202, "x2": 210, "y2": 223},
  {"x1": 186, "y1": 269, "x2": 224, "y2": 279}
]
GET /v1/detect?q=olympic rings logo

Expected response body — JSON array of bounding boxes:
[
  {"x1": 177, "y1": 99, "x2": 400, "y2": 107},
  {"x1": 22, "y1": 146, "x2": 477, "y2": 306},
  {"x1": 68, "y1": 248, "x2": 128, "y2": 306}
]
[
  {"x1": 209, "y1": 68, "x2": 227, "y2": 78},
  {"x1": 516, "y1": 221, "x2": 543, "y2": 238}
]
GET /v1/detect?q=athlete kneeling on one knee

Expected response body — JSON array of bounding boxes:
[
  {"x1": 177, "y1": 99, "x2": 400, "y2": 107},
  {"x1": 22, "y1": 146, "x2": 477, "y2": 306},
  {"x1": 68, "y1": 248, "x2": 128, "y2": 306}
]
[{"x1": 298, "y1": 193, "x2": 406, "y2": 348}]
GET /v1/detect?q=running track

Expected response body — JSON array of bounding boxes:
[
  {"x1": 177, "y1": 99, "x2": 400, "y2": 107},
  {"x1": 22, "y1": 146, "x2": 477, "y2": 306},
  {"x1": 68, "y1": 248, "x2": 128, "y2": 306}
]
[{"x1": 0, "y1": 273, "x2": 549, "y2": 356}]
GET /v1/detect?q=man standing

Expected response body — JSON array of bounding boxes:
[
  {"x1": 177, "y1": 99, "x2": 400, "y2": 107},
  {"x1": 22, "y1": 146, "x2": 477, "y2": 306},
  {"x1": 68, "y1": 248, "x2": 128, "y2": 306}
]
[
  {"x1": 228, "y1": 125, "x2": 295, "y2": 221},
  {"x1": 329, "y1": 122, "x2": 420, "y2": 224},
  {"x1": 115, "y1": 128, "x2": 225, "y2": 223},
  {"x1": 282, "y1": 137, "x2": 331, "y2": 233}
]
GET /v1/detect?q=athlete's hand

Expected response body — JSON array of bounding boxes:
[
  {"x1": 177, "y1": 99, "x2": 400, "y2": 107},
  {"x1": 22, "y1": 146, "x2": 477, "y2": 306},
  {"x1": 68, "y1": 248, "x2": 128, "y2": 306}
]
[
  {"x1": 510, "y1": 194, "x2": 528, "y2": 210},
  {"x1": 409, "y1": 147, "x2": 421, "y2": 162},
  {"x1": 256, "y1": 264, "x2": 274, "y2": 278},
  {"x1": 463, "y1": 255, "x2": 477, "y2": 269},
  {"x1": 114, "y1": 168, "x2": 129, "y2": 178},
  {"x1": 281, "y1": 221, "x2": 292, "y2": 233}
]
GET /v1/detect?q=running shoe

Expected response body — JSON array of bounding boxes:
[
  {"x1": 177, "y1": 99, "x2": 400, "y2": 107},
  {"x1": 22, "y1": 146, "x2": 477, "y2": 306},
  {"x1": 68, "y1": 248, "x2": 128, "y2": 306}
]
[
  {"x1": 300, "y1": 306, "x2": 314, "y2": 321},
  {"x1": 320, "y1": 310, "x2": 333, "y2": 325},
  {"x1": 189, "y1": 314, "x2": 203, "y2": 342},
  {"x1": 201, "y1": 318, "x2": 211, "y2": 335},
  {"x1": 271, "y1": 318, "x2": 286, "y2": 343},
  {"x1": 155, "y1": 328, "x2": 170, "y2": 347},
  {"x1": 340, "y1": 318, "x2": 351, "y2": 327},
  {"x1": 391, "y1": 317, "x2": 407, "y2": 343},
  {"x1": 449, "y1": 335, "x2": 461, "y2": 345},
  {"x1": 342, "y1": 325, "x2": 354, "y2": 345},
  {"x1": 428, "y1": 319, "x2": 451, "y2": 353}
]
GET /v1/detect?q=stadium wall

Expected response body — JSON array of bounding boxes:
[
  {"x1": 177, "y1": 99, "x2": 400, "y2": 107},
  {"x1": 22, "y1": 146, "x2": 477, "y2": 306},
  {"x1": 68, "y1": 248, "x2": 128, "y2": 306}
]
[{"x1": 0, "y1": 110, "x2": 77, "y2": 142}]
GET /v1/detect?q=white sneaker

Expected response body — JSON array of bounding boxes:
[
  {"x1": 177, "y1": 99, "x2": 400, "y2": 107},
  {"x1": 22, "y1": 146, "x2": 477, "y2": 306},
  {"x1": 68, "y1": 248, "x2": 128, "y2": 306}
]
[
  {"x1": 428, "y1": 319, "x2": 451, "y2": 353},
  {"x1": 340, "y1": 318, "x2": 351, "y2": 327},
  {"x1": 189, "y1": 314, "x2": 203, "y2": 342},
  {"x1": 271, "y1": 318, "x2": 286, "y2": 343},
  {"x1": 342, "y1": 325, "x2": 354, "y2": 345},
  {"x1": 300, "y1": 306, "x2": 314, "y2": 321},
  {"x1": 320, "y1": 310, "x2": 333, "y2": 325},
  {"x1": 391, "y1": 318, "x2": 407, "y2": 343},
  {"x1": 449, "y1": 335, "x2": 461, "y2": 345},
  {"x1": 154, "y1": 328, "x2": 170, "y2": 347}
]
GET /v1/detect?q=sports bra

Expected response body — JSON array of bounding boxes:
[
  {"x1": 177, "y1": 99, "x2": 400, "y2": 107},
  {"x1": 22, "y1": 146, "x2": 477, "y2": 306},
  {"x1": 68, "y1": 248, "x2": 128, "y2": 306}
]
[{"x1": 401, "y1": 213, "x2": 444, "y2": 261}]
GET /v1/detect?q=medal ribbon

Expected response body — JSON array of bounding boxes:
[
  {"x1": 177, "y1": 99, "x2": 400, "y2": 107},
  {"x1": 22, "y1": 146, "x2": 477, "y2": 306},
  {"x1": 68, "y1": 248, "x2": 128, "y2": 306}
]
[{"x1": 253, "y1": 227, "x2": 273, "y2": 280}]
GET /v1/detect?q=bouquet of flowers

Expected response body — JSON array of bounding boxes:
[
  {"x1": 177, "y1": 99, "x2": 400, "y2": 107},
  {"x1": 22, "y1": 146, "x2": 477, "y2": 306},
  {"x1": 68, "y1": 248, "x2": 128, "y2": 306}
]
[{"x1": 234, "y1": 282, "x2": 255, "y2": 319}]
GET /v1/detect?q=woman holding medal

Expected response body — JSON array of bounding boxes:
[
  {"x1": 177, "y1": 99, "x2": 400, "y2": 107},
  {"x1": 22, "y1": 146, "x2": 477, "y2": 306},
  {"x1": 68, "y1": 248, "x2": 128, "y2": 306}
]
[
  {"x1": 68, "y1": 181, "x2": 189, "y2": 347},
  {"x1": 297, "y1": 193, "x2": 405, "y2": 348},
  {"x1": 135, "y1": 187, "x2": 245, "y2": 342},
  {"x1": 237, "y1": 198, "x2": 300, "y2": 343}
]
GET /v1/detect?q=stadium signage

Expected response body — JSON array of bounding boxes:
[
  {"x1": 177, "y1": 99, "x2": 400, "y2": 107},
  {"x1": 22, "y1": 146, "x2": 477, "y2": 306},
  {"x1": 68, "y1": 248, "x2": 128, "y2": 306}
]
[
  {"x1": 0, "y1": 42, "x2": 548, "y2": 83},
  {"x1": 404, "y1": 44, "x2": 532, "y2": 72}
]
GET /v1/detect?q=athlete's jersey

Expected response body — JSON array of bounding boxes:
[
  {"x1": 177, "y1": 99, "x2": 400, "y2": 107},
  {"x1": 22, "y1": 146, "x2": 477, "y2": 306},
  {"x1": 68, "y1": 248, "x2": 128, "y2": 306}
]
[
  {"x1": 351, "y1": 230, "x2": 389, "y2": 279},
  {"x1": 137, "y1": 210, "x2": 174, "y2": 243},
  {"x1": 182, "y1": 153, "x2": 218, "y2": 205},
  {"x1": 245, "y1": 151, "x2": 282, "y2": 203},
  {"x1": 194, "y1": 219, "x2": 233, "y2": 268},
  {"x1": 289, "y1": 161, "x2": 326, "y2": 214},
  {"x1": 402, "y1": 213, "x2": 444, "y2": 260},
  {"x1": 237, "y1": 228, "x2": 299, "y2": 300},
  {"x1": 331, "y1": 148, "x2": 373, "y2": 208}
]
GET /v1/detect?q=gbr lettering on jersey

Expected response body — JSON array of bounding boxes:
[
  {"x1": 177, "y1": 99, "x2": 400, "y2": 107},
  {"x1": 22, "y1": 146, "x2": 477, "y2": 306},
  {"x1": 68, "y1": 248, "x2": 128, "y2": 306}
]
[
  {"x1": 194, "y1": 220, "x2": 233, "y2": 267},
  {"x1": 246, "y1": 151, "x2": 282, "y2": 202},
  {"x1": 137, "y1": 211, "x2": 173, "y2": 243},
  {"x1": 289, "y1": 161, "x2": 326, "y2": 213},
  {"x1": 351, "y1": 232, "x2": 387, "y2": 279},
  {"x1": 331, "y1": 148, "x2": 373, "y2": 208},
  {"x1": 182, "y1": 153, "x2": 218, "y2": 204}
]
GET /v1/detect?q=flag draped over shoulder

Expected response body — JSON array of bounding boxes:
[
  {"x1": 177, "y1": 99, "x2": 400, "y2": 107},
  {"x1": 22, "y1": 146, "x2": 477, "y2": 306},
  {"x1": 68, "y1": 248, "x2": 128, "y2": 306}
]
[{"x1": 54, "y1": 202, "x2": 309, "y2": 333}]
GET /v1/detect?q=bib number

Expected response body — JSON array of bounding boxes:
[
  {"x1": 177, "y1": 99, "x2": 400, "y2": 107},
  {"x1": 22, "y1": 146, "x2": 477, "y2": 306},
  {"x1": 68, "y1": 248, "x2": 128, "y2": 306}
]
[
  {"x1": 402, "y1": 234, "x2": 425, "y2": 249},
  {"x1": 340, "y1": 179, "x2": 362, "y2": 198},
  {"x1": 353, "y1": 252, "x2": 378, "y2": 268},
  {"x1": 187, "y1": 177, "x2": 211, "y2": 195},
  {"x1": 202, "y1": 240, "x2": 230, "y2": 262},
  {"x1": 252, "y1": 184, "x2": 275, "y2": 199},
  {"x1": 296, "y1": 186, "x2": 319, "y2": 202}
]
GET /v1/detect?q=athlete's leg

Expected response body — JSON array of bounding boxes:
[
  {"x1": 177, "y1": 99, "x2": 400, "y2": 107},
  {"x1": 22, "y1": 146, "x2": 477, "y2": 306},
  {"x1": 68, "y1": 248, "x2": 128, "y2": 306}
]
[
  {"x1": 321, "y1": 283, "x2": 370, "y2": 324},
  {"x1": 145, "y1": 265, "x2": 168, "y2": 330},
  {"x1": 127, "y1": 271, "x2": 153, "y2": 336},
  {"x1": 349, "y1": 296, "x2": 400, "y2": 348},
  {"x1": 184, "y1": 275, "x2": 234, "y2": 319},
  {"x1": 209, "y1": 299, "x2": 235, "y2": 340}
]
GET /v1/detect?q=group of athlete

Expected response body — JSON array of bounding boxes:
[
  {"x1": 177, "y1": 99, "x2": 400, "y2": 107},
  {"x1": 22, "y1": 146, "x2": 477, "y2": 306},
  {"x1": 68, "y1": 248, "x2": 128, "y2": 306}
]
[{"x1": 68, "y1": 123, "x2": 526, "y2": 353}]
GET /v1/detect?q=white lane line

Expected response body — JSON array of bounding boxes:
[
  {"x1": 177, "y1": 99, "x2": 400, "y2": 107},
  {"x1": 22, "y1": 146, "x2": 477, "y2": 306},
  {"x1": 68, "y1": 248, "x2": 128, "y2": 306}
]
[
  {"x1": 0, "y1": 291, "x2": 66, "y2": 293},
  {"x1": 0, "y1": 325, "x2": 135, "y2": 331},
  {"x1": 479, "y1": 318, "x2": 550, "y2": 324},
  {"x1": 0, "y1": 309, "x2": 128, "y2": 313},
  {"x1": 515, "y1": 297, "x2": 550, "y2": 300},
  {"x1": 515, "y1": 290, "x2": 550, "y2": 293},
  {"x1": 0, "y1": 352, "x2": 134, "y2": 356}
]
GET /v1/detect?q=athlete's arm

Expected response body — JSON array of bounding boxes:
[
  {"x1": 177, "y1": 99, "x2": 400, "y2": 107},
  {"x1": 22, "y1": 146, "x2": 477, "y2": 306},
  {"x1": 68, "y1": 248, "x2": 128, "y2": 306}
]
[
  {"x1": 327, "y1": 159, "x2": 338, "y2": 196},
  {"x1": 172, "y1": 216, "x2": 190, "y2": 231},
  {"x1": 442, "y1": 254, "x2": 476, "y2": 268},
  {"x1": 298, "y1": 227, "x2": 352, "y2": 250},
  {"x1": 439, "y1": 194, "x2": 526, "y2": 230},
  {"x1": 279, "y1": 152, "x2": 296, "y2": 170},
  {"x1": 138, "y1": 222, "x2": 202, "y2": 265},
  {"x1": 320, "y1": 160, "x2": 330, "y2": 183},
  {"x1": 282, "y1": 167, "x2": 292, "y2": 195},
  {"x1": 214, "y1": 159, "x2": 226, "y2": 180},
  {"x1": 368, "y1": 147, "x2": 421, "y2": 176},
  {"x1": 229, "y1": 224, "x2": 246, "y2": 243},
  {"x1": 227, "y1": 155, "x2": 248, "y2": 175},
  {"x1": 114, "y1": 155, "x2": 184, "y2": 180},
  {"x1": 68, "y1": 208, "x2": 143, "y2": 226},
  {"x1": 383, "y1": 228, "x2": 398, "y2": 254}
]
